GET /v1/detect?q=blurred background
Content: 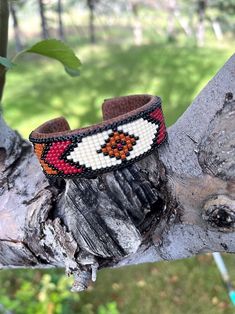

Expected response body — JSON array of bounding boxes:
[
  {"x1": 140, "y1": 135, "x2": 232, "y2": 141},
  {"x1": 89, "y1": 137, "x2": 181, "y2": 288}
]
[{"x1": 1, "y1": 0, "x2": 235, "y2": 313}]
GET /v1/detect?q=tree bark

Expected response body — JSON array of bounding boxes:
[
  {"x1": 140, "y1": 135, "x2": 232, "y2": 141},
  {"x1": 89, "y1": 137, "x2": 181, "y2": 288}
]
[
  {"x1": 0, "y1": 55, "x2": 235, "y2": 291},
  {"x1": 38, "y1": 0, "x2": 49, "y2": 39},
  {"x1": 0, "y1": 0, "x2": 9, "y2": 102}
]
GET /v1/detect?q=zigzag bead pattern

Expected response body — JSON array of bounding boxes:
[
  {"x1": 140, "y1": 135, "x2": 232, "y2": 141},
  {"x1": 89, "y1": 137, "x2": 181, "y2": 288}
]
[{"x1": 29, "y1": 95, "x2": 167, "y2": 178}]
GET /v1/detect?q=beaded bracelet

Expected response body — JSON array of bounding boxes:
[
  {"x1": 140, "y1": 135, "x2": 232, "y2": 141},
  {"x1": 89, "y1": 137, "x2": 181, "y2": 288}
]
[{"x1": 29, "y1": 94, "x2": 167, "y2": 178}]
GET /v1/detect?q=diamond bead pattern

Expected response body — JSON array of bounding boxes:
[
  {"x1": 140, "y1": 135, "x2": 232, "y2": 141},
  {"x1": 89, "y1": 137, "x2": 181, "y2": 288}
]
[
  {"x1": 97, "y1": 131, "x2": 138, "y2": 160},
  {"x1": 30, "y1": 100, "x2": 167, "y2": 178},
  {"x1": 66, "y1": 117, "x2": 159, "y2": 170}
]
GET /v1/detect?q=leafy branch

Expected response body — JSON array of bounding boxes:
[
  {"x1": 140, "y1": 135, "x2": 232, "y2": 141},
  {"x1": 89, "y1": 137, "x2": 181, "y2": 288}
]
[
  {"x1": 0, "y1": 1, "x2": 81, "y2": 104},
  {"x1": 0, "y1": 38, "x2": 82, "y2": 77}
]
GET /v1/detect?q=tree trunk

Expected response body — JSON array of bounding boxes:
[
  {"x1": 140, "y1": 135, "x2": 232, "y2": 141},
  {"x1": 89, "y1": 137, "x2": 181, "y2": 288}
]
[
  {"x1": 0, "y1": 54, "x2": 235, "y2": 291},
  {"x1": 38, "y1": 0, "x2": 49, "y2": 39},
  {"x1": 173, "y1": 7, "x2": 192, "y2": 37},
  {"x1": 211, "y1": 19, "x2": 223, "y2": 41},
  {"x1": 87, "y1": 0, "x2": 96, "y2": 44},
  {"x1": 9, "y1": 3, "x2": 23, "y2": 52},
  {"x1": 166, "y1": 0, "x2": 177, "y2": 42},
  {"x1": 130, "y1": 1, "x2": 143, "y2": 46},
  {"x1": 57, "y1": 0, "x2": 65, "y2": 41},
  {"x1": 0, "y1": 0, "x2": 9, "y2": 102},
  {"x1": 196, "y1": 0, "x2": 207, "y2": 47}
]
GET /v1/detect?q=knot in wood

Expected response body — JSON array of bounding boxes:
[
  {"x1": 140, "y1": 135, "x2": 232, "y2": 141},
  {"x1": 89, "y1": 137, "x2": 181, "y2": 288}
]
[{"x1": 202, "y1": 195, "x2": 235, "y2": 231}]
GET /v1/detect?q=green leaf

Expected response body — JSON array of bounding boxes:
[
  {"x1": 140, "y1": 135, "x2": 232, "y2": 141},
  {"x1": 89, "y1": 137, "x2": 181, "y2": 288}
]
[
  {"x1": 25, "y1": 39, "x2": 81, "y2": 76},
  {"x1": 0, "y1": 56, "x2": 15, "y2": 70},
  {"x1": 64, "y1": 66, "x2": 80, "y2": 77}
]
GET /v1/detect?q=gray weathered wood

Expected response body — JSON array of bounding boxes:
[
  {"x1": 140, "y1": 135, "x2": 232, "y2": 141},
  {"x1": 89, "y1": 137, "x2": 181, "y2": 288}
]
[{"x1": 0, "y1": 54, "x2": 234, "y2": 291}]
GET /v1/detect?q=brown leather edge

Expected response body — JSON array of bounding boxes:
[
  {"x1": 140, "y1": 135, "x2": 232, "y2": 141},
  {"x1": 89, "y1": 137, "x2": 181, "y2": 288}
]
[{"x1": 30, "y1": 94, "x2": 160, "y2": 140}]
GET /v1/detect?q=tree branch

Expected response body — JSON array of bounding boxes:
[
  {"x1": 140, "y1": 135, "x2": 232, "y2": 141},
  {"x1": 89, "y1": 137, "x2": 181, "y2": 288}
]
[
  {"x1": 0, "y1": 54, "x2": 234, "y2": 291},
  {"x1": 0, "y1": 0, "x2": 9, "y2": 102}
]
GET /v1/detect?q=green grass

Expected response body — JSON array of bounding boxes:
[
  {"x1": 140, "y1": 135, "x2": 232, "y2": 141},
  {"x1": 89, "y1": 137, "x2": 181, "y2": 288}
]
[
  {"x1": 1, "y1": 255, "x2": 235, "y2": 314},
  {"x1": 1, "y1": 42, "x2": 235, "y2": 314},
  {"x1": 84, "y1": 255, "x2": 235, "y2": 314},
  {"x1": 3, "y1": 43, "x2": 233, "y2": 137}
]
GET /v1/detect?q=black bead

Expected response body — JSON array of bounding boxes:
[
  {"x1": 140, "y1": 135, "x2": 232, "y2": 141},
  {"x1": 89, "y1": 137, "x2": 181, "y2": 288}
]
[
  {"x1": 111, "y1": 145, "x2": 116, "y2": 149},
  {"x1": 132, "y1": 141, "x2": 136, "y2": 145},
  {"x1": 104, "y1": 152, "x2": 108, "y2": 156},
  {"x1": 125, "y1": 152, "x2": 130, "y2": 156},
  {"x1": 101, "y1": 144, "x2": 106, "y2": 148},
  {"x1": 96, "y1": 149, "x2": 102, "y2": 154},
  {"x1": 118, "y1": 147, "x2": 123, "y2": 151},
  {"x1": 134, "y1": 136, "x2": 139, "y2": 140},
  {"x1": 105, "y1": 138, "x2": 110, "y2": 143}
]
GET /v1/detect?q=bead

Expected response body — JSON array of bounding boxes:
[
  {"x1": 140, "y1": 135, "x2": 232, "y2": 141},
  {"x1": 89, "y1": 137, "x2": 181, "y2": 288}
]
[{"x1": 30, "y1": 99, "x2": 167, "y2": 178}]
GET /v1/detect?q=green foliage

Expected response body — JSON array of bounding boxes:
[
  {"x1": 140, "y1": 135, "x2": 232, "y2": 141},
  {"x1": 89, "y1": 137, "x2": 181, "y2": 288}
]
[
  {"x1": 3, "y1": 43, "x2": 233, "y2": 138},
  {"x1": 210, "y1": 0, "x2": 235, "y2": 15},
  {"x1": 1, "y1": 39, "x2": 81, "y2": 77},
  {"x1": 1, "y1": 255, "x2": 235, "y2": 314},
  {"x1": 25, "y1": 39, "x2": 81, "y2": 77},
  {"x1": 98, "y1": 302, "x2": 120, "y2": 314},
  {"x1": 0, "y1": 272, "x2": 81, "y2": 314},
  {"x1": 0, "y1": 57, "x2": 14, "y2": 70},
  {"x1": 0, "y1": 268, "x2": 121, "y2": 314}
]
